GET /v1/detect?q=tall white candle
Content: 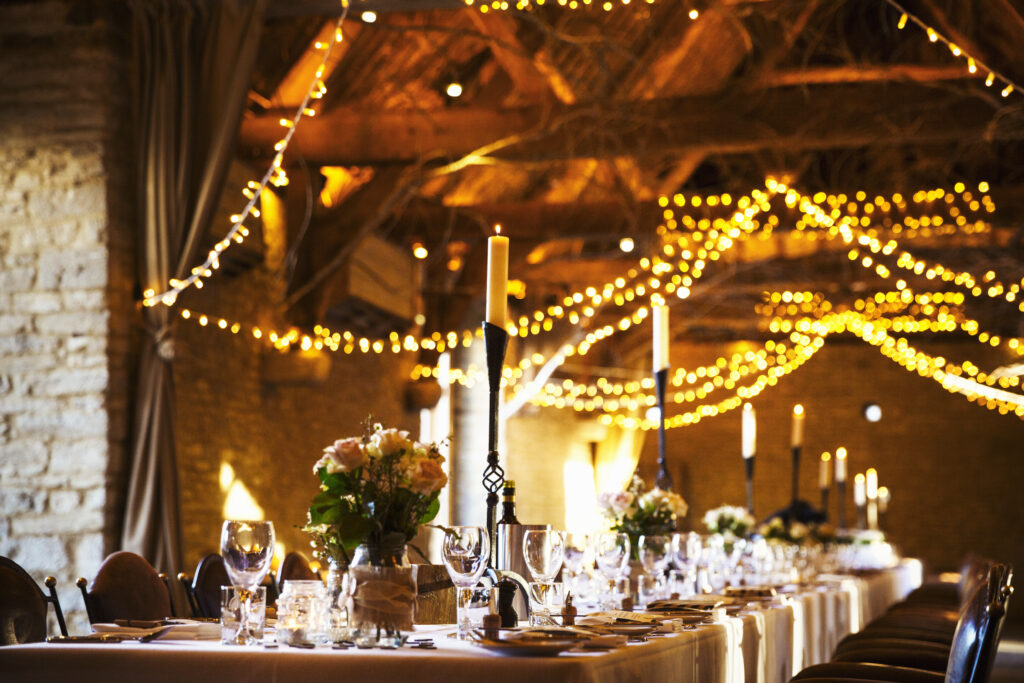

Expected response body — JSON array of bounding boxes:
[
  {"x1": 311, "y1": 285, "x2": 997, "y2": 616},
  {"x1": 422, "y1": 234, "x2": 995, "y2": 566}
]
[
  {"x1": 819, "y1": 452, "x2": 831, "y2": 489},
  {"x1": 835, "y1": 447, "x2": 847, "y2": 483},
  {"x1": 486, "y1": 227, "x2": 509, "y2": 328},
  {"x1": 878, "y1": 486, "x2": 890, "y2": 514},
  {"x1": 853, "y1": 473, "x2": 866, "y2": 506},
  {"x1": 866, "y1": 468, "x2": 878, "y2": 500},
  {"x1": 741, "y1": 403, "x2": 756, "y2": 459},
  {"x1": 652, "y1": 304, "x2": 670, "y2": 371},
  {"x1": 791, "y1": 404, "x2": 805, "y2": 448}
]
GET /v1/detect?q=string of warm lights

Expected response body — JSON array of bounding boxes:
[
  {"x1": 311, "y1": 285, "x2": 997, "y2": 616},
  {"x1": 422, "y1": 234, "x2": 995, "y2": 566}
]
[
  {"x1": 463, "y1": 0, "x2": 688, "y2": 17},
  {"x1": 885, "y1": 0, "x2": 1022, "y2": 100},
  {"x1": 142, "y1": 3, "x2": 351, "y2": 308}
]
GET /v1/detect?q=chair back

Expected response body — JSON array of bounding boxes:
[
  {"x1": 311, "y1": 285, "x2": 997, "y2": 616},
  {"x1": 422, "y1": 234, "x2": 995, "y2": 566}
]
[
  {"x1": 191, "y1": 554, "x2": 230, "y2": 619},
  {"x1": 78, "y1": 551, "x2": 173, "y2": 623},
  {"x1": 276, "y1": 552, "x2": 319, "y2": 592},
  {"x1": 945, "y1": 563, "x2": 1014, "y2": 683},
  {"x1": 0, "y1": 557, "x2": 68, "y2": 644}
]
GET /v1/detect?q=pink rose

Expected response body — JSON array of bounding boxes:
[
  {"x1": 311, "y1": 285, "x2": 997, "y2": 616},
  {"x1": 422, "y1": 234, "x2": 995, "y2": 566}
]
[
  {"x1": 598, "y1": 490, "x2": 635, "y2": 515},
  {"x1": 314, "y1": 437, "x2": 366, "y2": 474},
  {"x1": 409, "y1": 458, "x2": 447, "y2": 495}
]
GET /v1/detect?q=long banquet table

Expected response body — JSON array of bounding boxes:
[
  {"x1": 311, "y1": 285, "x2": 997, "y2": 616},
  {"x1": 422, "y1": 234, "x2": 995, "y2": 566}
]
[{"x1": 0, "y1": 560, "x2": 922, "y2": 683}]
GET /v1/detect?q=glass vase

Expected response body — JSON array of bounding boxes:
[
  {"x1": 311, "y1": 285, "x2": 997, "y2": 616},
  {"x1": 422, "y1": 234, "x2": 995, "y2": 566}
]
[
  {"x1": 325, "y1": 560, "x2": 351, "y2": 643},
  {"x1": 348, "y1": 543, "x2": 417, "y2": 649}
]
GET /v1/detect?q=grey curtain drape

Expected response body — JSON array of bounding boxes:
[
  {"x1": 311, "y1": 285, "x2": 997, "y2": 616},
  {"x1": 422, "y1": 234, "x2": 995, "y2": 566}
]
[{"x1": 121, "y1": 0, "x2": 267, "y2": 572}]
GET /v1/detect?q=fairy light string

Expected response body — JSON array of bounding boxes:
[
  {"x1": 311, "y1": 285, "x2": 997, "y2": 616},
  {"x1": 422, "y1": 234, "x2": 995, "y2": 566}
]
[
  {"x1": 885, "y1": 0, "x2": 1022, "y2": 100},
  {"x1": 141, "y1": 2, "x2": 352, "y2": 308}
]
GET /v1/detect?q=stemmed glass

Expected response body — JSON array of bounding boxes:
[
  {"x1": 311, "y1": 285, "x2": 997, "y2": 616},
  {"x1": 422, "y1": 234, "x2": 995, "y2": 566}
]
[
  {"x1": 523, "y1": 530, "x2": 565, "y2": 624},
  {"x1": 671, "y1": 531, "x2": 701, "y2": 597},
  {"x1": 638, "y1": 535, "x2": 671, "y2": 600},
  {"x1": 441, "y1": 526, "x2": 490, "y2": 639},
  {"x1": 562, "y1": 533, "x2": 592, "y2": 604},
  {"x1": 220, "y1": 520, "x2": 275, "y2": 645},
  {"x1": 594, "y1": 532, "x2": 630, "y2": 608}
]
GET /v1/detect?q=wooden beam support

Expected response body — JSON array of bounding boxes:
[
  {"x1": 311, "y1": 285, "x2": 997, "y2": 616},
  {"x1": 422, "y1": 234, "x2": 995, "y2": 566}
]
[{"x1": 240, "y1": 82, "x2": 1024, "y2": 166}]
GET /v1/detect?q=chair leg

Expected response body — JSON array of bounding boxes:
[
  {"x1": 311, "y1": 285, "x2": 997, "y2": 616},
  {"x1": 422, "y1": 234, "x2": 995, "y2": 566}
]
[{"x1": 45, "y1": 576, "x2": 68, "y2": 636}]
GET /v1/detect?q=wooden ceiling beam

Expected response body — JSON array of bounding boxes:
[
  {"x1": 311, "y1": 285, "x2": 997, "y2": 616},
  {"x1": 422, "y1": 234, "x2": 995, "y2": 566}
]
[{"x1": 240, "y1": 82, "x2": 1024, "y2": 166}]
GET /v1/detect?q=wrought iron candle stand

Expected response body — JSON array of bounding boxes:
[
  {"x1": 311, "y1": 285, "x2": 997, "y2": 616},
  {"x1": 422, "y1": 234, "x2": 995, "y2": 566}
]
[
  {"x1": 837, "y1": 481, "x2": 848, "y2": 529},
  {"x1": 654, "y1": 368, "x2": 674, "y2": 490},
  {"x1": 820, "y1": 487, "x2": 830, "y2": 521},
  {"x1": 744, "y1": 456, "x2": 755, "y2": 516},
  {"x1": 481, "y1": 321, "x2": 509, "y2": 568},
  {"x1": 790, "y1": 446, "x2": 801, "y2": 506}
]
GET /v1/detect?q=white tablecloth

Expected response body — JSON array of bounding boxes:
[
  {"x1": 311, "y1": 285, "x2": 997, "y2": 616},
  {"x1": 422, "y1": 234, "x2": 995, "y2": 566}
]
[{"x1": 0, "y1": 561, "x2": 921, "y2": 683}]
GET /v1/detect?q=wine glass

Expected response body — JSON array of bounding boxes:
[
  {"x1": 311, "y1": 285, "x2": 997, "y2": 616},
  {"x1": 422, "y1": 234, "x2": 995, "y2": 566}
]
[
  {"x1": 671, "y1": 532, "x2": 701, "y2": 597},
  {"x1": 523, "y1": 530, "x2": 565, "y2": 624},
  {"x1": 220, "y1": 520, "x2": 275, "y2": 645},
  {"x1": 638, "y1": 534, "x2": 671, "y2": 600},
  {"x1": 562, "y1": 533, "x2": 591, "y2": 603},
  {"x1": 442, "y1": 526, "x2": 490, "y2": 639},
  {"x1": 221, "y1": 520, "x2": 275, "y2": 589},
  {"x1": 594, "y1": 532, "x2": 630, "y2": 608}
]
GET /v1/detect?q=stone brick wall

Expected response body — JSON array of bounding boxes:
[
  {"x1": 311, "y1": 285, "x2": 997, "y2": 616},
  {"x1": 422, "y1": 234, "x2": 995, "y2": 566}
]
[
  {"x1": 172, "y1": 263, "x2": 417, "y2": 575},
  {"x1": 0, "y1": 1, "x2": 133, "y2": 634}
]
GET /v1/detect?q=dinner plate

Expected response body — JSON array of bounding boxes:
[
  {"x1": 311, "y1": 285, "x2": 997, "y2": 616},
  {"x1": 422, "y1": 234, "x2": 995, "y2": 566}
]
[{"x1": 474, "y1": 638, "x2": 581, "y2": 657}]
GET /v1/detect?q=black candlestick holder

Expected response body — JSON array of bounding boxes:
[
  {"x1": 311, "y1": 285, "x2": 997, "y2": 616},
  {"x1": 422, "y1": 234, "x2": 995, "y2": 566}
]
[
  {"x1": 744, "y1": 456, "x2": 755, "y2": 515},
  {"x1": 481, "y1": 321, "x2": 509, "y2": 568},
  {"x1": 654, "y1": 368, "x2": 673, "y2": 490},
  {"x1": 820, "y1": 487, "x2": 830, "y2": 521},
  {"x1": 790, "y1": 445, "x2": 801, "y2": 505},
  {"x1": 837, "y1": 481, "x2": 848, "y2": 529}
]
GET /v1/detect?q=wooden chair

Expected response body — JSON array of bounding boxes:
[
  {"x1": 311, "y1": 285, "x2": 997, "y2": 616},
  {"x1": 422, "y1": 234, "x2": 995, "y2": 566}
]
[
  {"x1": 0, "y1": 556, "x2": 68, "y2": 644},
  {"x1": 77, "y1": 551, "x2": 174, "y2": 624},
  {"x1": 794, "y1": 563, "x2": 1013, "y2": 683},
  {"x1": 189, "y1": 554, "x2": 230, "y2": 619},
  {"x1": 276, "y1": 552, "x2": 320, "y2": 593}
]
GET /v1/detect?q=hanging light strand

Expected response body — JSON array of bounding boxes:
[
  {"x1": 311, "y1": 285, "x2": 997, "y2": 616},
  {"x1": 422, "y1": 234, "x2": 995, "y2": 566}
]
[
  {"x1": 885, "y1": 0, "x2": 1022, "y2": 99},
  {"x1": 142, "y1": 2, "x2": 352, "y2": 308}
]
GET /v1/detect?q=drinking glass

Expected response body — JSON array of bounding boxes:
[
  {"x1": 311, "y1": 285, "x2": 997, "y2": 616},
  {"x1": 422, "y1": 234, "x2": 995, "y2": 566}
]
[
  {"x1": 671, "y1": 532, "x2": 701, "y2": 598},
  {"x1": 220, "y1": 520, "x2": 275, "y2": 646},
  {"x1": 638, "y1": 534, "x2": 671, "y2": 600},
  {"x1": 637, "y1": 575, "x2": 660, "y2": 609},
  {"x1": 441, "y1": 526, "x2": 490, "y2": 639},
  {"x1": 523, "y1": 530, "x2": 565, "y2": 624},
  {"x1": 594, "y1": 532, "x2": 630, "y2": 608},
  {"x1": 562, "y1": 533, "x2": 591, "y2": 604}
]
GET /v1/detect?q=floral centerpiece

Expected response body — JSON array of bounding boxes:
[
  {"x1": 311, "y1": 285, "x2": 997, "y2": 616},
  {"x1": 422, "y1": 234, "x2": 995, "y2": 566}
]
[
  {"x1": 598, "y1": 475, "x2": 688, "y2": 555},
  {"x1": 303, "y1": 421, "x2": 447, "y2": 647},
  {"x1": 757, "y1": 516, "x2": 835, "y2": 545},
  {"x1": 703, "y1": 505, "x2": 756, "y2": 538}
]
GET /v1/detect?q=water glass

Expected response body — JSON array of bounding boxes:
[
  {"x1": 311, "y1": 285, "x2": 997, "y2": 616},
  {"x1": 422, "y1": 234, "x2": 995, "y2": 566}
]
[
  {"x1": 528, "y1": 581, "x2": 564, "y2": 626},
  {"x1": 637, "y1": 574, "x2": 660, "y2": 608},
  {"x1": 220, "y1": 585, "x2": 266, "y2": 645},
  {"x1": 638, "y1": 534, "x2": 672, "y2": 574},
  {"x1": 442, "y1": 526, "x2": 490, "y2": 639}
]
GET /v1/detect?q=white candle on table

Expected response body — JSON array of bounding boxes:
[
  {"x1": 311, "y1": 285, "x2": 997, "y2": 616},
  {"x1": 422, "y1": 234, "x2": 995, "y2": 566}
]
[
  {"x1": 486, "y1": 227, "x2": 509, "y2": 329},
  {"x1": 652, "y1": 304, "x2": 670, "y2": 371},
  {"x1": 819, "y1": 452, "x2": 831, "y2": 489},
  {"x1": 865, "y1": 468, "x2": 878, "y2": 500},
  {"x1": 790, "y1": 404, "x2": 805, "y2": 448},
  {"x1": 853, "y1": 473, "x2": 866, "y2": 506},
  {"x1": 878, "y1": 486, "x2": 890, "y2": 514},
  {"x1": 741, "y1": 403, "x2": 756, "y2": 459},
  {"x1": 835, "y1": 447, "x2": 847, "y2": 483}
]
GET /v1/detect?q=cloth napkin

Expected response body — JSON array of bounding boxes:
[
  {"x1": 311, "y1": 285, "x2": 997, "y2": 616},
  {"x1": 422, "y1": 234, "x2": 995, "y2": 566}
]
[{"x1": 92, "y1": 620, "x2": 221, "y2": 641}]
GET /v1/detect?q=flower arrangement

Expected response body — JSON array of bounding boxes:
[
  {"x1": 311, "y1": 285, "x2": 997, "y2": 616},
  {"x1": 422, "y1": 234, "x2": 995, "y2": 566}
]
[
  {"x1": 703, "y1": 505, "x2": 756, "y2": 538},
  {"x1": 756, "y1": 516, "x2": 836, "y2": 545},
  {"x1": 304, "y1": 420, "x2": 448, "y2": 567},
  {"x1": 598, "y1": 475, "x2": 688, "y2": 549}
]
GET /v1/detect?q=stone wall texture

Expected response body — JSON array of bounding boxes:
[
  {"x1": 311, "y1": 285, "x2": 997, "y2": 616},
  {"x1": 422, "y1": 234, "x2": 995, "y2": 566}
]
[{"x1": 0, "y1": 1, "x2": 133, "y2": 634}]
